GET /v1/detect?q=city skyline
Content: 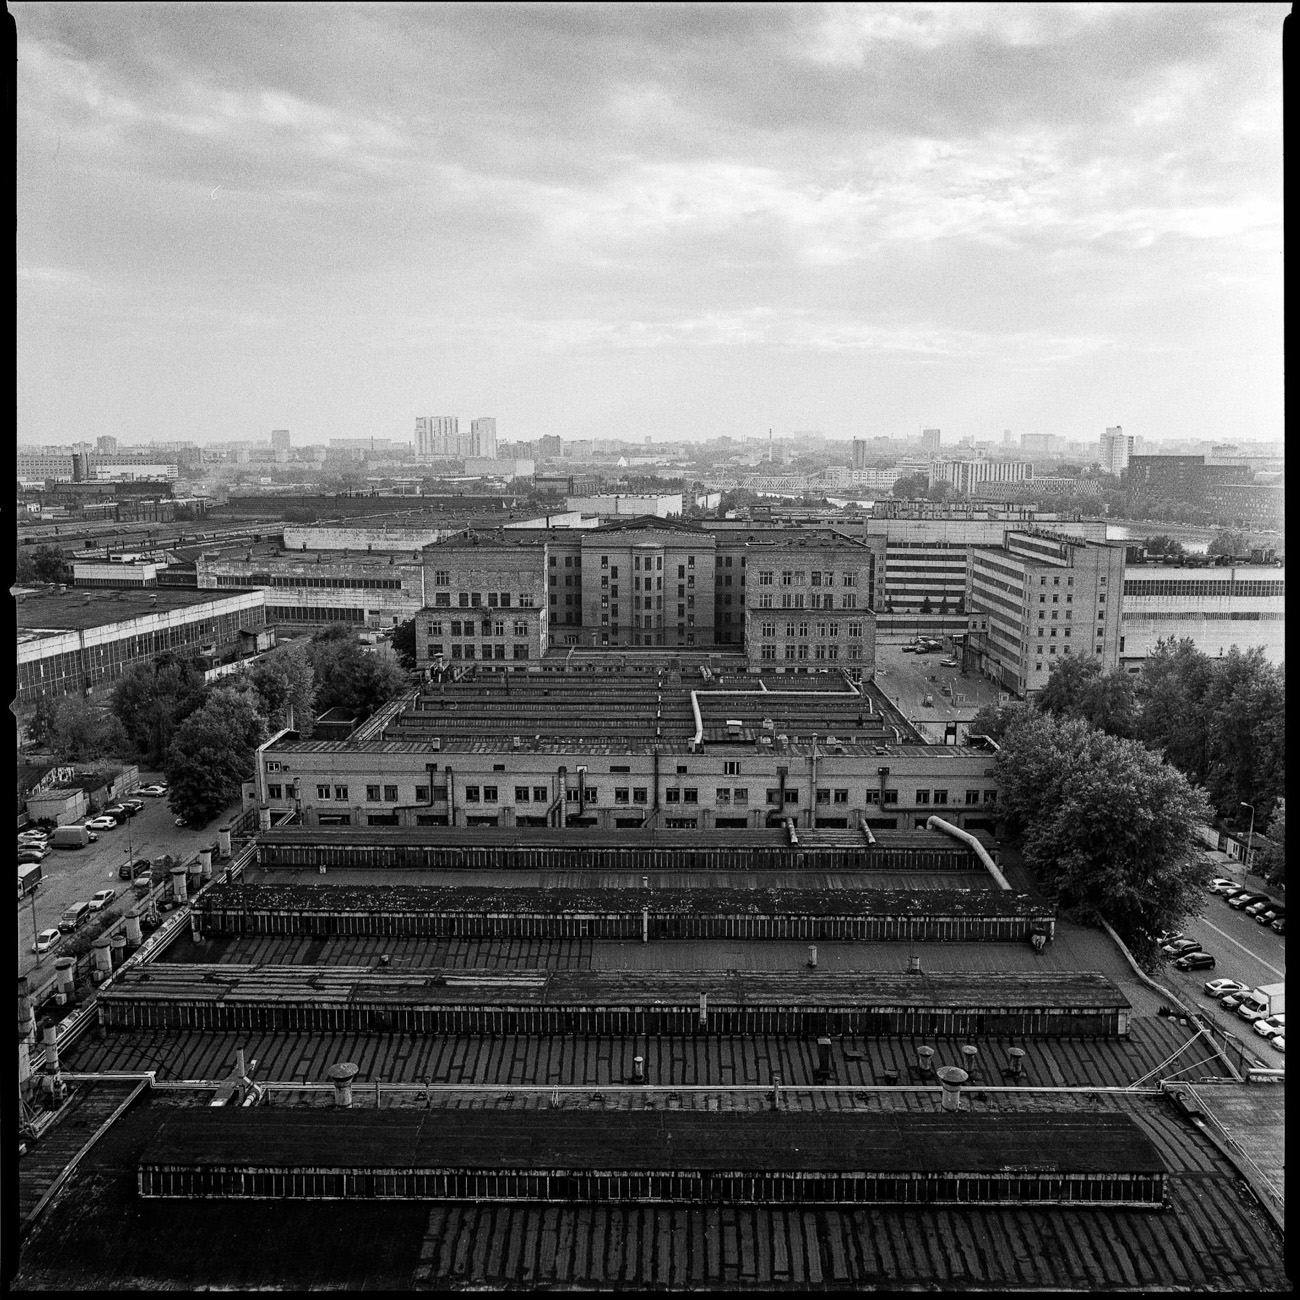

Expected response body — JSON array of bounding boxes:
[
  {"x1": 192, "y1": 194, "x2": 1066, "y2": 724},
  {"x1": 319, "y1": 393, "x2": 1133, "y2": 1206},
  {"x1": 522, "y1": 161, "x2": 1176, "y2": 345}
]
[{"x1": 16, "y1": 3, "x2": 1284, "y2": 447}]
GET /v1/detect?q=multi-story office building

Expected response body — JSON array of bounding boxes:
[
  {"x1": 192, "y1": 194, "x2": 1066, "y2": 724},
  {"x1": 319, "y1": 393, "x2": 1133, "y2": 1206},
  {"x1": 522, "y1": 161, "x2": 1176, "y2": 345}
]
[
  {"x1": 270, "y1": 429, "x2": 291, "y2": 453},
  {"x1": 1120, "y1": 559, "x2": 1285, "y2": 667},
  {"x1": 414, "y1": 415, "x2": 498, "y2": 460},
  {"x1": 866, "y1": 509, "x2": 1107, "y2": 617},
  {"x1": 920, "y1": 428, "x2": 942, "y2": 454},
  {"x1": 964, "y1": 530, "x2": 1126, "y2": 697},
  {"x1": 1020, "y1": 433, "x2": 1062, "y2": 456},
  {"x1": 930, "y1": 459, "x2": 1032, "y2": 496},
  {"x1": 95, "y1": 435, "x2": 118, "y2": 456},
  {"x1": 1099, "y1": 427, "x2": 1132, "y2": 477}
]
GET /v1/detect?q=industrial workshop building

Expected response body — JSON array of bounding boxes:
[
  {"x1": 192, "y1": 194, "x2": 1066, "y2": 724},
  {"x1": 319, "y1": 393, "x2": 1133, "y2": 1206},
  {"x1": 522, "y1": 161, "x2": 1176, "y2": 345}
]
[
  {"x1": 249, "y1": 669, "x2": 1003, "y2": 834},
  {"x1": 14, "y1": 584, "x2": 267, "y2": 710}
]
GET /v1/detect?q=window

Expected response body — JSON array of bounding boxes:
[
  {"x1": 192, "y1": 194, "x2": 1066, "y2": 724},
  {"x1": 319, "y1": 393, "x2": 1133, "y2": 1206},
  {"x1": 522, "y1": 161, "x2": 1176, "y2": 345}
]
[
  {"x1": 882, "y1": 790, "x2": 898, "y2": 805},
  {"x1": 766, "y1": 789, "x2": 781, "y2": 806},
  {"x1": 733, "y1": 788, "x2": 748, "y2": 805},
  {"x1": 333, "y1": 786, "x2": 348, "y2": 801},
  {"x1": 724, "y1": 761, "x2": 741, "y2": 775},
  {"x1": 915, "y1": 789, "x2": 930, "y2": 804},
  {"x1": 614, "y1": 788, "x2": 630, "y2": 804},
  {"x1": 715, "y1": 788, "x2": 731, "y2": 805},
  {"x1": 983, "y1": 790, "x2": 998, "y2": 804},
  {"x1": 848, "y1": 622, "x2": 862, "y2": 637},
  {"x1": 833, "y1": 789, "x2": 848, "y2": 804},
  {"x1": 815, "y1": 788, "x2": 830, "y2": 805},
  {"x1": 633, "y1": 788, "x2": 648, "y2": 804},
  {"x1": 367, "y1": 784, "x2": 381, "y2": 802},
  {"x1": 434, "y1": 592, "x2": 451, "y2": 608},
  {"x1": 515, "y1": 787, "x2": 531, "y2": 803},
  {"x1": 932, "y1": 789, "x2": 948, "y2": 805},
  {"x1": 267, "y1": 784, "x2": 282, "y2": 800},
  {"x1": 783, "y1": 790, "x2": 799, "y2": 805},
  {"x1": 676, "y1": 764, "x2": 688, "y2": 774},
  {"x1": 665, "y1": 788, "x2": 681, "y2": 804},
  {"x1": 415, "y1": 785, "x2": 430, "y2": 802},
  {"x1": 965, "y1": 789, "x2": 980, "y2": 805},
  {"x1": 464, "y1": 785, "x2": 480, "y2": 803},
  {"x1": 683, "y1": 788, "x2": 698, "y2": 804},
  {"x1": 435, "y1": 570, "x2": 451, "y2": 586},
  {"x1": 534, "y1": 786, "x2": 549, "y2": 803},
  {"x1": 759, "y1": 571, "x2": 773, "y2": 585}
]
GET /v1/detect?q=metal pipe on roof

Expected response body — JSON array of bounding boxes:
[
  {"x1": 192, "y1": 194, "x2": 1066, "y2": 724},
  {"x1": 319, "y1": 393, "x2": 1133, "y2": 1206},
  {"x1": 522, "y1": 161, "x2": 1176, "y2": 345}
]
[
  {"x1": 926, "y1": 815, "x2": 1011, "y2": 891},
  {"x1": 690, "y1": 690, "x2": 704, "y2": 745}
]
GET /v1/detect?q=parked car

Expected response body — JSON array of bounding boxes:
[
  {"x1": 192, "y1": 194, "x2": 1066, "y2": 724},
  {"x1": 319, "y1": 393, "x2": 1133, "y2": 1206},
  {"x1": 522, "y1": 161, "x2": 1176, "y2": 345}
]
[
  {"x1": 1271, "y1": 1035, "x2": 1285, "y2": 1054},
  {"x1": 1271, "y1": 917, "x2": 1286, "y2": 935},
  {"x1": 17, "y1": 846, "x2": 49, "y2": 864},
  {"x1": 1173, "y1": 952, "x2": 1216, "y2": 971},
  {"x1": 1204, "y1": 978, "x2": 1250, "y2": 1000},
  {"x1": 121, "y1": 798, "x2": 145, "y2": 814},
  {"x1": 1256, "y1": 906, "x2": 1285, "y2": 925},
  {"x1": 1245, "y1": 898, "x2": 1278, "y2": 917},
  {"x1": 1220, "y1": 988, "x2": 1255, "y2": 1011},
  {"x1": 901, "y1": 645, "x2": 916, "y2": 653},
  {"x1": 85, "y1": 815, "x2": 119, "y2": 831},
  {"x1": 103, "y1": 804, "x2": 133, "y2": 822},
  {"x1": 1253, "y1": 1014, "x2": 1286, "y2": 1040},
  {"x1": 32, "y1": 928, "x2": 61, "y2": 954},
  {"x1": 1228, "y1": 892, "x2": 1270, "y2": 911},
  {"x1": 1161, "y1": 938, "x2": 1201, "y2": 958},
  {"x1": 58, "y1": 901, "x2": 91, "y2": 933},
  {"x1": 89, "y1": 887, "x2": 117, "y2": 912},
  {"x1": 1156, "y1": 930, "x2": 1184, "y2": 946},
  {"x1": 119, "y1": 858, "x2": 152, "y2": 881},
  {"x1": 174, "y1": 816, "x2": 188, "y2": 827},
  {"x1": 136, "y1": 784, "x2": 168, "y2": 797},
  {"x1": 1237, "y1": 1000, "x2": 1272, "y2": 1024},
  {"x1": 939, "y1": 658, "x2": 958, "y2": 667},
  {"x1": 1206, "y1": 878, "x2": 1240, "y2": 895}
]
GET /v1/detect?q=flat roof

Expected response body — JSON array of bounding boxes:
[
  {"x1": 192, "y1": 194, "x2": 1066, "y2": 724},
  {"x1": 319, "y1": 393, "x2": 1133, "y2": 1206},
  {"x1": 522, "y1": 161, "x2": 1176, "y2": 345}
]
[
  {"x1": 139, "y1": 1108, "x2": 1159, "y2": 1176},
  {"x1": 15, "y1": 585, "x2": 263, "y2": 634}
]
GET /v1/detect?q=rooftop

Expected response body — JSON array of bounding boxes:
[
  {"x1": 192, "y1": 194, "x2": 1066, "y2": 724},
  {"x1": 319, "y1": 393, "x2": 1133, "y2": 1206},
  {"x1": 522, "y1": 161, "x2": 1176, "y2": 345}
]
[{"x1": 15, "y1": 584, "x2": 263, "y2": 637}]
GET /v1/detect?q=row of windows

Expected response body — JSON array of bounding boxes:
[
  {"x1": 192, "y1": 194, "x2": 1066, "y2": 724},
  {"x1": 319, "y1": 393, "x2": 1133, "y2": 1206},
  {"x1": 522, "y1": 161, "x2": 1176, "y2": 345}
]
[
  {"x1": 757, "y1": 570, "x2": 858, "y2": 586},
  {"x1": 241, "y1": 573, "x2": 402, "y2": 590},
  {"x1": 1124, "y1": 579, "x2": 1284, "y2": 598},
  {"x1": 430, "y1": 643, "x2": 531, "y2": 660},
  {"x1": 267, "y1": 605, "x2": 364, "y2": 623},
  {"x1": 760, "y1": 644, "x2": 864, "y2": 661},
  {"x1": 427, "y1": 620, "x2": 531, "y2": 637},
  {"x1": 755, "y1": 593, "x2": 858, "y2": 609},
  {"x1": 759, "y1": 621, "x2": 866, "y2": 638},
  {"x1": 431, "y1": 592, "x2": 536, "y2": 609},
  {"x1": 291, "y1": 782, "x2": 990, "y2": 808}
]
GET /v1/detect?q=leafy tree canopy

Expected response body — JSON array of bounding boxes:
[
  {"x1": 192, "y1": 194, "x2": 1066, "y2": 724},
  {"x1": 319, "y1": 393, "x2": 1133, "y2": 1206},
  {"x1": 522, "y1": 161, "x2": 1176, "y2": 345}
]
[
  {"x1": 307, "y1": 630, "x2": 411, "y2": 722},
  {"x1": 1254, "y1": 799, "x2": 1284, "y2": 890},
  {"x1": 1207, "y1": 529, "x2": 1250, "y2": 557},
  {"x1": 1142, "y1": 534, "x2": 1186, "y2": 558},
  {"x1": 110, "y1": 653, "x2": 209, "y2": 765},
  {"x1": 15, "y1": 543, "x2": 72, "y2": 585},
  {"x1": 164, "y1": 688, "x2": 265, "y2": 825},
  {"x1": 1036, "y1": 655, "x2": 1138, "y2": 739},
  {"x1": 391, "y1": 618, "x2": 418, "y2": 672},
  {"x1": 994, "y1": 710, "x2": 1212, "y2": 956},
  {"x1": 245, "y1": 643, "x2": 318, "y2": 732},
  {"x1": 35, "y1": 698, "x2": 127, "y2": 762}
]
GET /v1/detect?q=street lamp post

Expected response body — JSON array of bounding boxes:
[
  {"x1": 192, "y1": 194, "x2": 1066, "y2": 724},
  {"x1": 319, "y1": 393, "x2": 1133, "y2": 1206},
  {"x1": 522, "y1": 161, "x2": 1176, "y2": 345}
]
[{"x1": 1239, "y1": 801, "x2": 1255, "y2": 884}]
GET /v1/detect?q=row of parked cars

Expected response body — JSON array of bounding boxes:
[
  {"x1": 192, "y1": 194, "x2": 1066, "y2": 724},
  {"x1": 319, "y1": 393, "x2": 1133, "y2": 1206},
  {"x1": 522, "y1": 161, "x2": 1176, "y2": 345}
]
[
  {"x1": 1206, "y1": 877, "x2": 1286, "y2": 931},
  {"x1": 31, "y1": 888, "x2": 121, "y2": 953},
  {"x1": 1201, "y1": 979, "x2": 1285, "y2": 1054}
]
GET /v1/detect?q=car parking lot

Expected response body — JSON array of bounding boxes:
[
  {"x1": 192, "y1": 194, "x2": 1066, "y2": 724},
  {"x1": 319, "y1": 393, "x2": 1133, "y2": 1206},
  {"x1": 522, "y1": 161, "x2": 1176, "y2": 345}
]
[
  {"x1": 1159, "y1": 877, "x2": 1285, "y2": 1067},
  {"x1": 872, "y1": 639, "x2": 1005, "y2": 742},
  {"x1": 16, "y1": 776, "x2": 242, "y2": 983}
]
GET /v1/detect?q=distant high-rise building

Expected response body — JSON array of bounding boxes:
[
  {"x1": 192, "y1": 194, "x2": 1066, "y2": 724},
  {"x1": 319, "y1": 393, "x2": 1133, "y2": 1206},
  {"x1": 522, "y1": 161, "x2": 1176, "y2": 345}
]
[
  {"x1": 1099, "y1": 426, "x2": 1132, "y2": 477},
  {"x1": 1003, "y1": 429, "x2": 1014, "y2": 446},
  {"x1": 96, "y1": 435, "x2": 118, "y2": 456},
  {"x1": 470, "y1": 417, "x2": 497, "y2": 460},
  {"x1": 415, "y1": 416, "x2": 461, "y2": 460},
  {"x1": 271, "y1": 429, "x2": 291, "y2": 453},
  {"x1": 851, "y1": 439, "x2": 869, "y2": 470},
  {"x1": 920, "y1": 428, "x2": 941, "y2": 454},
  {"x1": 537, "y1": 434, "x2": 563, "y2": 459}
]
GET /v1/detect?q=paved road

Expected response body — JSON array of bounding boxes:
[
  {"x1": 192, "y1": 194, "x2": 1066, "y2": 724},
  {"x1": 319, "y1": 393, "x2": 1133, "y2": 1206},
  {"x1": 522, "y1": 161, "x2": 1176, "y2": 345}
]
[
  {"x1": 1158, "y1": 880, "x2": 1285, "y2": 1068},
  {"x1": 16, "y1": 776, "x2": 242, "y2": 981}
]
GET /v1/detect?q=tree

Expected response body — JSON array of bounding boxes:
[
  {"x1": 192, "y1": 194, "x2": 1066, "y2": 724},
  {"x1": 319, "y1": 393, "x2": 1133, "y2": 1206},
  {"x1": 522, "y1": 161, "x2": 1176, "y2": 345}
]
[
  {"x1": 994, "y1": 710, "x2": 1212, "y2": 956},
  {"x1": 15, "y1": 543, "x2": 72, "y2": 585},
  {"x1": 307, "y1": 629, "x2": 411, "y2": 721},
  {"x1": 965, "y1": 701, "x2": 1034, "y2": 745},
  {"x1": 891, "y1": 473, "x2": 929, "y2": 498},
  {"x1": 1143, "y1": 535, "x2": 1186, "y2": 558},
  {"x1": 1207, "y1": 529, "x2": 1249, "y2": 557},
  {"x1": 1200, "y1": 648, "x2": 1285, "y2": 823},
  {"x1": 1036, "y1": 656, "x2": 1138, "y2": 738},
  {"x1": 110, "y1": 654, "x2": 209, "y2": 765},
  {"x1": 1133, "y1": 638, "x2": 1216, "y2": 784},
  {"x1": 1254, "y1": 799, "x2": 1285, "y2": 890},
  {"x1": 246, "y1": 644, "x2": 318, "y2": 732},
  {"x1": 391, "y1": 618, "x2": 418, "y2": 672},
  {"x1": 164, "y1": 689, "x2": 265, "y2": 825},
  {"x1": 42, "y1": 698, "x2": 128, "y2": 761}
]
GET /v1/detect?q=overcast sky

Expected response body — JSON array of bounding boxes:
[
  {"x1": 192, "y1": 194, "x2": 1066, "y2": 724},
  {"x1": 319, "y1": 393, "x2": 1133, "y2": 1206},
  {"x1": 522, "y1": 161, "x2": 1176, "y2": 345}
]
[{"x1": 16, "y1": 3, "x2": 1285, "y2": 448}]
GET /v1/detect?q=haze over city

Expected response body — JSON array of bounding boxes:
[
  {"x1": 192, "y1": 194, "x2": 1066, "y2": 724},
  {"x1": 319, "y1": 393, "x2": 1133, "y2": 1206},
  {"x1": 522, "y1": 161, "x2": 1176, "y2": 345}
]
[{"x1": 16, "y1": 3, "x2": 1284, "y2": 447}]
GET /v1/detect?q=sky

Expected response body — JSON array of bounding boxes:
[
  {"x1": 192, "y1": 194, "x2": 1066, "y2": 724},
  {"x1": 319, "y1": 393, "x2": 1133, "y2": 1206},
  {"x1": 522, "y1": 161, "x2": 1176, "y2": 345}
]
[{"x1": 15, "y1": 3, "x2": 1286, "y2": 448}]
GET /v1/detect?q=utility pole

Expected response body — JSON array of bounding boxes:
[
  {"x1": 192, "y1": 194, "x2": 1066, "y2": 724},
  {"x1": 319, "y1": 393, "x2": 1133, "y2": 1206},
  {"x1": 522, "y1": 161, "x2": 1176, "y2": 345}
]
[{"x1": 1239, "y1": 801, "x2": 1256, "y2": 884}]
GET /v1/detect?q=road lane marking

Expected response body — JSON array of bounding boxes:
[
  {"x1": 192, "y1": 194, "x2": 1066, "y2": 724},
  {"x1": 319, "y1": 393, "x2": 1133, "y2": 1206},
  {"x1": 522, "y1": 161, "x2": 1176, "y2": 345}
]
[{"x1": 1198, "y1": 917, "x2": 1285, "y2": 979}]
